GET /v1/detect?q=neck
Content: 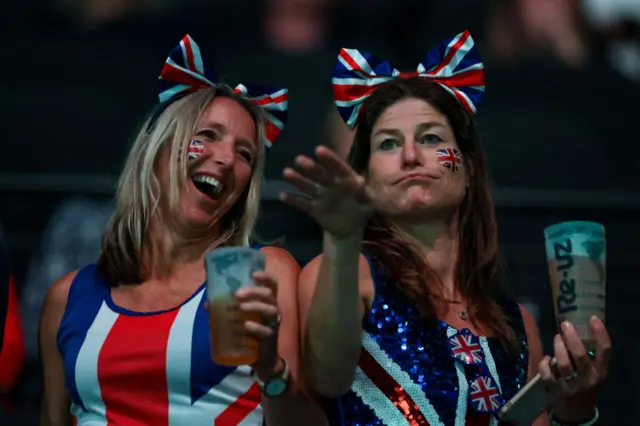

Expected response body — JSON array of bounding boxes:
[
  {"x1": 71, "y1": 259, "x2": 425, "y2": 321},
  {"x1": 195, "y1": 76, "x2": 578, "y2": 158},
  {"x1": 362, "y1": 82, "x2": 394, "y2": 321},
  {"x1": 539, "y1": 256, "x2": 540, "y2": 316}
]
[
  {"x1": 393, "y1": 214, "x2": 460, "y2": 300},
  {"x1": 141, "y1": 219, "x2": 226, "y2": 283}
]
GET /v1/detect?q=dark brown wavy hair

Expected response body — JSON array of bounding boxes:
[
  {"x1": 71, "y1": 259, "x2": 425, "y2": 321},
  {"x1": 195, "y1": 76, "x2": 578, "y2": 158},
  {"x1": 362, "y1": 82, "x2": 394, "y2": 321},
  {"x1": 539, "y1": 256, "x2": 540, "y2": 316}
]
[{"x1": 347, "y1": 77, "x2": 516, "y2": 345}]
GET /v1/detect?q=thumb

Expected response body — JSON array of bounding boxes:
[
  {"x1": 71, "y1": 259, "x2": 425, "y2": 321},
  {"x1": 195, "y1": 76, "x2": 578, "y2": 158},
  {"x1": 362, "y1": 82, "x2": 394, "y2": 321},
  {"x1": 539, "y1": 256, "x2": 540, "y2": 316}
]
[{"x1": 353, "y1": 176, "x2": 375, "y2": 205}]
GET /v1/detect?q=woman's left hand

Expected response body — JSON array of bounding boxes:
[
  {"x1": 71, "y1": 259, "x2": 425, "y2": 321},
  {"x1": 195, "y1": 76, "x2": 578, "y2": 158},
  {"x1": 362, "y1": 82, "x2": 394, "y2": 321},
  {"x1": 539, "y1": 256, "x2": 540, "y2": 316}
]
[
  {"x1": 235, "y1": 271, "x2": 283, "y2": 378},
  {"x1": 538, "y1": 316, "x2": 612, "y2": 421}
]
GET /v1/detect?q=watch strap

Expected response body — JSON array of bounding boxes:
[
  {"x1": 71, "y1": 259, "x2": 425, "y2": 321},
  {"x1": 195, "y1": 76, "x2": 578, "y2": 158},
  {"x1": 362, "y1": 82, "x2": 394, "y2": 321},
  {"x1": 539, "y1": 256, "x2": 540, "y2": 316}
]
[{"x1": 253, "y1": 358, "x2": 290, "y2": 392}]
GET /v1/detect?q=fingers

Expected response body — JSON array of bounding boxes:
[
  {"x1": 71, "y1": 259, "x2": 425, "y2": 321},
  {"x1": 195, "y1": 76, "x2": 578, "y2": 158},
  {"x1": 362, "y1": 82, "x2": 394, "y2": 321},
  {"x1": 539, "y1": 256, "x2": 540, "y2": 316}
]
[
  {"x1": 553, "y1": 333, "x2": 574, "y2": 379},
  {"x1": 539, "y1": 320, "x2": 611, "y2": 403},
  {"x1": 239, "y1": 301, "x2": 278, "y2": 320},
  {"x1": 280, "y1": 192, "x2": 313, "y2": 214},
  {"x1": 314, "y1": 145, "x2": 358, "y2": 179},
  {"x1": 293, "y1": 154, "x2": 333, "y2": 187},
  {"x1": 236, "y1": 284, "x2": 276, "y2": 305},
  {"x1": 590, "y1": 316, "x2": 611, "y2": 377},
  {"x1": 283, "y1": 167, "x2": 320, "y2": 197},
  {"x1": 236, "y1": 281, "x2": 280, "y2": 332},
  {"x1": 251, "y1": 271, "x2": 278, "y2": 296},
  {"x1": 237, "y1": 285, "x2": 280, "y2": 339},
  {"x1": 282, "y1": 146, "x2": 369, "y2": 200},
  {"x1": 244, "y1": 320, "x2": 276, "y2": 339},
  {"x1": 538, "y1": 355, "x2": 557, "y2": 385},
  {"x1": 351, "y1": 174, "x2": 372, "y2": 204},
  {"x1": 561, "y1": 321, "x2": 591, "y2": 376}
]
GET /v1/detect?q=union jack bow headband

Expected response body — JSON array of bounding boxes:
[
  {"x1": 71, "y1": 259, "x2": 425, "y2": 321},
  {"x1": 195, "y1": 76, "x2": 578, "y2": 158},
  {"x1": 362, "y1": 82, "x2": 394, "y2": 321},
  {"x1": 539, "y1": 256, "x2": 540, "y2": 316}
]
[
  {"x1": 158, "y1": 34, "x2": 288, "y2": 148},
  {"x1": 332, "y1": 30, "x2": 485, "y2": 129}
]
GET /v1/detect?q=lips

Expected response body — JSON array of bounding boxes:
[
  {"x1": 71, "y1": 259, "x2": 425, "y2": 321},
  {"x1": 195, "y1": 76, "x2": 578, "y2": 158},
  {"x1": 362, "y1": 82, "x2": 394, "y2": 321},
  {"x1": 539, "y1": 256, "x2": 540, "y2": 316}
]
[
  {"x1": 396, "y1": 172, "x2": 438, "y2": 184},
  {"x1": 192, "y1": 174, "x2": 223, "y2": 199}
]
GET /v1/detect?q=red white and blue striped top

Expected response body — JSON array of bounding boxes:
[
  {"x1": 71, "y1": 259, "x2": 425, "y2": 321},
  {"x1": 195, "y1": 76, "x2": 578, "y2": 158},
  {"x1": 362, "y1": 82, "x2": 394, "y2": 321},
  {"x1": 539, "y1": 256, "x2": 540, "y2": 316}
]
[{"x1": 57, "y1": 264, "x2": 263, "y2": 425}]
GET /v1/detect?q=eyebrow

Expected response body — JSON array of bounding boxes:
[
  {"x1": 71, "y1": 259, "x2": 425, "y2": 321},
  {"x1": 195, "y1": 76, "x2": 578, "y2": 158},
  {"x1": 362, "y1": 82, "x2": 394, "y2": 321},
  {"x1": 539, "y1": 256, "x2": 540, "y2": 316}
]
[
  {"x1": 196, "y1": 121, "x2": 257, "y2": 149},
  {"x1": 372, "y1": 122, "x2": 447, "y2": 138}
]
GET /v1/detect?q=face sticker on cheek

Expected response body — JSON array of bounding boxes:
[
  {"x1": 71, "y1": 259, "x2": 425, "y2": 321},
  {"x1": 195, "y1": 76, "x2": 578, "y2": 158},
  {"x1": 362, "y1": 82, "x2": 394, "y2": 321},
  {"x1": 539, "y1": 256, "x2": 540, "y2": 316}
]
[
  {"x1": 187, "y1": 139, "x2": 204, "y2": 162},
  {"x1": 436, "y1": 148, "x2": 462, "y2": 172}
]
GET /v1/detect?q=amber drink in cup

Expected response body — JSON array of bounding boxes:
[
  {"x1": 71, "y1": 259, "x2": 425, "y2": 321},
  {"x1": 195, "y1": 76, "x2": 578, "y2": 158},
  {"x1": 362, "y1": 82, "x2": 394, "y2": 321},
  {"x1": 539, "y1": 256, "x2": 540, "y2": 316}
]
[{"x1": 205, "y1": 246, "x2": 266, "y2": 366}]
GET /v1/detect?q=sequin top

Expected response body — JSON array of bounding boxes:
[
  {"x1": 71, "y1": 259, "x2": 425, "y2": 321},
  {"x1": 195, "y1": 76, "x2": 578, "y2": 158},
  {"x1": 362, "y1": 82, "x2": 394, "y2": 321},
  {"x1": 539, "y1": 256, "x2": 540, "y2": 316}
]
[{"x1": 328, "y1": 254, "x2": 529, "y2": 426}]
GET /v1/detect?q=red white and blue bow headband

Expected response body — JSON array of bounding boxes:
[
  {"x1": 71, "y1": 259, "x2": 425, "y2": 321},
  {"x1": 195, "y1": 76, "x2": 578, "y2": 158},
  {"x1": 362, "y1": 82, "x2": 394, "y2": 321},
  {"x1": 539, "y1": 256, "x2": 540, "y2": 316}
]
[
  {"x1": 157, "y1": 34, "x2": 288, "y2": 148},
  {"x1": 332, "y1": 30, "x2": 485, "y2": 129}
]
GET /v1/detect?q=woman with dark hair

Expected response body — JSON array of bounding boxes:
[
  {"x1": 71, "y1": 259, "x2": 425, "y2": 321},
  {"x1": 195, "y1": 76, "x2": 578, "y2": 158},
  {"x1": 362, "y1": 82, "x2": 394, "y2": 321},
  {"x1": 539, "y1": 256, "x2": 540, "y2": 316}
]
[{"x1": 282, "y1": 31, "x2": 611, "y2": 425}]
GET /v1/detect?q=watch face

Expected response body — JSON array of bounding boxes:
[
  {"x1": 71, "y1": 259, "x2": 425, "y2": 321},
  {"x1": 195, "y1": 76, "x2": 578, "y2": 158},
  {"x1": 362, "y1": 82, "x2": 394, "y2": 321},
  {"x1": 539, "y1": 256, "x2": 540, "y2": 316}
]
[{"x1": 265, "y1": 378, "x2": 287, "y2": 396}]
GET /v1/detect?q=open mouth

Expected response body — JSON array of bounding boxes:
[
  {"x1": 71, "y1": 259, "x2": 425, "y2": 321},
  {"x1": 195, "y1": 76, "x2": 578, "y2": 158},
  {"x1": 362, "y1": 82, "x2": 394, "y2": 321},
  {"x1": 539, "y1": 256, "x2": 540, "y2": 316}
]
[{"x1": 192, "y1": 174, "x2": 223, "y2": 200}]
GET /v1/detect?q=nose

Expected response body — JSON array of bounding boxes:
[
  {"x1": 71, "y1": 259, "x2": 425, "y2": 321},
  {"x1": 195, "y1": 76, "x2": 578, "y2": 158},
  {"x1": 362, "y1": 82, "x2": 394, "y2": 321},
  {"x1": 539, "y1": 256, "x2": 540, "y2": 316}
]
[
  {"x1": 209, "y1": 141, "x2": 235, "y2": 169},
  {"x1": 401, "y1": 140, "x2": 423, "y2": 168}
]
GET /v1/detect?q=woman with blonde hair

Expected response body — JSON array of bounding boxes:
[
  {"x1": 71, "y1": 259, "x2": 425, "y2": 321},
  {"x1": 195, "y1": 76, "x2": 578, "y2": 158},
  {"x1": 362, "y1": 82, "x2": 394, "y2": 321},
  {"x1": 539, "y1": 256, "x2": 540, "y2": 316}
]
[
  {"x1": 39, "y1": 34, "x2": 319, "y2": 426},
  {"x1": 283, "y1": 31, "x2": 611, "y2": 425}
]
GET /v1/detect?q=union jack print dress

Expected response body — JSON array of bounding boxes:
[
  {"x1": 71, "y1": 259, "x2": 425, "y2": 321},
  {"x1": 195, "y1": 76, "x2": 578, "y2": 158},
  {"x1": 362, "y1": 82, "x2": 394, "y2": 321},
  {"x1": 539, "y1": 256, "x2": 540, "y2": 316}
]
[
  {"x1": 57, "y1": 264, "x2": 262, "y2": 426},
  {"x1": 326, "y1": 254, "x2": 529, "y2": 426}
]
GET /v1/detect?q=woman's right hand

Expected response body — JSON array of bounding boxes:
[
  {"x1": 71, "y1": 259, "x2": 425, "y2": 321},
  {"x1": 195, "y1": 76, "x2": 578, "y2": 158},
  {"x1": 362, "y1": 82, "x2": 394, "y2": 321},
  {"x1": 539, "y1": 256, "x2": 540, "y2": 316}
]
[{"x1": 281, "y1": 145, "x2": 374, "y2": 240}]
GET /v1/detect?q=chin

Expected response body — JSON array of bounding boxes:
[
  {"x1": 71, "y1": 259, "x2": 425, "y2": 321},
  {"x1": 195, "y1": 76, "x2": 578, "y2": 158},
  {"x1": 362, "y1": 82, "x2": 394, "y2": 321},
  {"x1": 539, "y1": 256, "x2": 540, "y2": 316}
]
[
  {"x1": 180, "y1": 198, "x2": 229, "y2": 228},
  {"x1": 389, "y1": 195, "x2": 458, "y2": 222},
  {"x1": 399, "y1": 190, "x2": 436, "y2": 210},
  {"x1": 179, "y1": 209, "x2": 217, "y2": 229}
]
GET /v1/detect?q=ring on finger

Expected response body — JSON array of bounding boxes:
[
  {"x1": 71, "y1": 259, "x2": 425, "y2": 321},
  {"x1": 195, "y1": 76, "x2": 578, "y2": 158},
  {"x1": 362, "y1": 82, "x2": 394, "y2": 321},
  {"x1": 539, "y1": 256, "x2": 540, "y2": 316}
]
[
  {"x1": 265, "y1": 313, "x2": 282, "y2": 329},
  {"x1": 314, "y1": 183, "x2": 324, "y2": 197},
  {"x1": 564, "y1": 371, "x2": 578, "y2": 382}
]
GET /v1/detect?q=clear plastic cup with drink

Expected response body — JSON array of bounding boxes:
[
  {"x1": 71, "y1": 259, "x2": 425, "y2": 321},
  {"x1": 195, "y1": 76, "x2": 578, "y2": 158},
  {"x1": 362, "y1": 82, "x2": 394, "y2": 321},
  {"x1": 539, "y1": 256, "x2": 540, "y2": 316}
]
[
  {"x1": 205, "y1": 246, "x2": 266, "y2": 366},
  {"x1": 543, "y1": 221, "x2": 606, "y2": 352}
]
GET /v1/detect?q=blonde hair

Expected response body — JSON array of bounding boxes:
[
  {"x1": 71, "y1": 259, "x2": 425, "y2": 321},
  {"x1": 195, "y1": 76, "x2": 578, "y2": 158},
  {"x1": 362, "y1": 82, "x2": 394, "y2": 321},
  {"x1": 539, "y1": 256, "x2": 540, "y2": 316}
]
[{"x1": 98, "y1": 86, "x2": 267, "y2": 285}]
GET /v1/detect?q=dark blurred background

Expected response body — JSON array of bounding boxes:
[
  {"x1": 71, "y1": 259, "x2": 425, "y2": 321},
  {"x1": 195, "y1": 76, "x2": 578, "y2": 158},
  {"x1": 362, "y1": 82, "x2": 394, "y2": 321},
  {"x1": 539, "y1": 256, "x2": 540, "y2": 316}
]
[{"x1": 1, "y1": 0, "x2": 639, "y2": 424}]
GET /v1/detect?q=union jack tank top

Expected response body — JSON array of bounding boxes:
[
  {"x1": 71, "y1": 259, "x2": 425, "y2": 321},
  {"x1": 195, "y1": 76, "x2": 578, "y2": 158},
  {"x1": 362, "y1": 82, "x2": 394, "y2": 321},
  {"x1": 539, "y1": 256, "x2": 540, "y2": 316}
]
[
  {"x1": 57, "y1": 264, "x2": 263, "y2": 426},
  {"x1": 326, "y1": 254, "x2": 529, "y2": 426}
]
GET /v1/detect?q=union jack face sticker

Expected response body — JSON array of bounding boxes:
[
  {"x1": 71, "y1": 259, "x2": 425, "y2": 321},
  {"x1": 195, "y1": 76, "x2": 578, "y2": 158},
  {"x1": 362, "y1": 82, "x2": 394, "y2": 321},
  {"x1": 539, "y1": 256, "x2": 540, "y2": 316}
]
[
  {"x1": 448, "y1": 330, "x2": 483, "y2": 365},
  {"x1": 468, "y1": 375, "x2": 504, "y2": 414},
  {"x1": 187, "y1": 139, "x2": 204, "y2": 162},
  {"x1": 436, "y1": 148, "x2": 461, "y2": 172}
]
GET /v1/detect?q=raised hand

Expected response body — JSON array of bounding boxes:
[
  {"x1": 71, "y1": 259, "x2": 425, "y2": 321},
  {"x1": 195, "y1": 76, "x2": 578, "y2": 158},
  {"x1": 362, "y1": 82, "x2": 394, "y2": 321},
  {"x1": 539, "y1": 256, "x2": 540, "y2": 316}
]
[
  {"x1": 539, "y1": 316, "x2": 611, "y2": 422},
  {"x1": 280, "y1": 145, "x2": 374, "y2": 240}
]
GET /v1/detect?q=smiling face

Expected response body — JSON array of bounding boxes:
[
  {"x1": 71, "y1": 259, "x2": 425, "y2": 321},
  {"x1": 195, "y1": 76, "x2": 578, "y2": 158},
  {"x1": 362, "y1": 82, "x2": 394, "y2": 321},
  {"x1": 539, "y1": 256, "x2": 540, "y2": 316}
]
[
  {"x1": 367, "y1": 97, "x2": 468, "y2": 221},
  {"x1": 156, "y1": 96, "x2": 259, "y2": 228}
]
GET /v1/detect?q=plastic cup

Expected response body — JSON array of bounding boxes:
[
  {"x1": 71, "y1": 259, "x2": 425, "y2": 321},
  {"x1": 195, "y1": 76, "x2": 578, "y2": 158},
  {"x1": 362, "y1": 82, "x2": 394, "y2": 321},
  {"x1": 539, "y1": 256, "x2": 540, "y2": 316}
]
[
  {"x1": 205, "y1": 246, "x2": 266, "y2": 366},
  {"x1": 543, "y1": 221, "x2": 606, "y2": 351}
]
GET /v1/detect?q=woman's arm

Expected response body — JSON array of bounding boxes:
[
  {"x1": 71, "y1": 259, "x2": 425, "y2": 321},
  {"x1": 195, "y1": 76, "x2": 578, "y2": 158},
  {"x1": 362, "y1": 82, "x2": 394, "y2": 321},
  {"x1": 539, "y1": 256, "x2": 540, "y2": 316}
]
[
  {"x1": 520, "y1": 304, "x2": 551, "y2": 426},
  {"x1": 260, "y1": 247, "x2": 328, "y2": 426},
  {"x1": 39, "y1": 271, "x2": 77, "y2": 426},
  {"x1": 280, "y1": 145, "x2": 375, "y2": 398},
  {"x1": 297, "y1": 231, "x2": 374, "y2": 398}
]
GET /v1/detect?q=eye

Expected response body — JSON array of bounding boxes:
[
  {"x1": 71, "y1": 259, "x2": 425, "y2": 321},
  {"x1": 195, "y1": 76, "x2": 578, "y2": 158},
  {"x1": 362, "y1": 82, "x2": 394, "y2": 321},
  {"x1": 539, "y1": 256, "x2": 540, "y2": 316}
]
[
  {"x1": 419, "y1": 134, "x2": 442, "y2": 144},
  {"x1": 196, "y1": 129, "x2": 220, "y2": 140},
  {"x1": 238, "y1": 149, "x2": 254, "y2": 163},
  {"x1": 378, "y1": 139, "x2": 397, "y2": 150}
]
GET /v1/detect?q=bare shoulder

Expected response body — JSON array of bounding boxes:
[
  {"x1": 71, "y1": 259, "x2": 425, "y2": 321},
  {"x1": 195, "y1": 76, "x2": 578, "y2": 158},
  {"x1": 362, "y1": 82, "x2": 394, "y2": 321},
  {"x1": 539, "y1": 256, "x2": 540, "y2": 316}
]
[
  {"x1": 40, "y1": 271, "x2": 78, "y2": 425},
  {"x1": 518, "y1": 303, "x2": 544, "y2": 379},
  {"x1": 518, "y1": 304, "x2": 540, "y2": 338},
  {"x1": 42, "y1": 270, "x2": 79, "y2": 320},
  {"x1": 260, "y1": 246, "x2": 301, "y2": 273}
]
